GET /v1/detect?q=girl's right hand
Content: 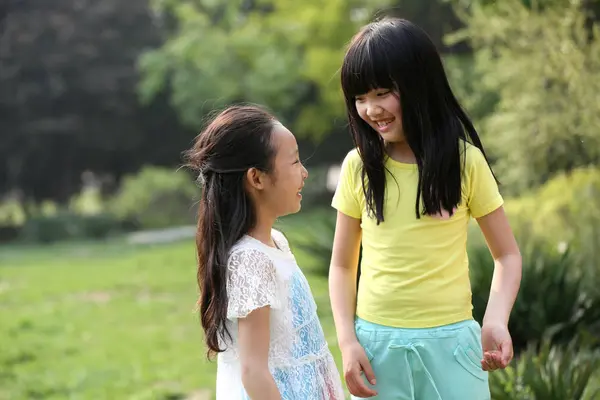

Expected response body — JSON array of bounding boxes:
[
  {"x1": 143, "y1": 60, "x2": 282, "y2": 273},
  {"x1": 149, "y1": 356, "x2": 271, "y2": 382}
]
[{"x1": 341, "y1": 340, "x2": 378, "y2": 398}]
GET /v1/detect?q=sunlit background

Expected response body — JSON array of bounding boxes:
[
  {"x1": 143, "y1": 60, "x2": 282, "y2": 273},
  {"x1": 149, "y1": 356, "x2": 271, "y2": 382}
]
[{"x1": 1, "y1": 0, "x2": 599, "y2": 399}]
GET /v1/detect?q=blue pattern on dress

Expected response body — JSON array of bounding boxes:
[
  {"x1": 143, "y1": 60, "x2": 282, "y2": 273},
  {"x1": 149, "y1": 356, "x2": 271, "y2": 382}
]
[{"x1": 273, "y1": 269, "x2": 329, "y2": 400}]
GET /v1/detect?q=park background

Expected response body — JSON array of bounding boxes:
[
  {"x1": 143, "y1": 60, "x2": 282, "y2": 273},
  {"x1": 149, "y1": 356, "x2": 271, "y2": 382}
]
[{"x1": 1, "y1": 0, "x2": 600, "y2": 398}]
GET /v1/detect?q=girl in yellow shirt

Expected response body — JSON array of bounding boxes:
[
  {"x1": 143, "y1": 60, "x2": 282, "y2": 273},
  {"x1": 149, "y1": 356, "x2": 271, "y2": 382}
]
[{"x1": 329, "y1": 17, "x2": 522, "y2": 399}]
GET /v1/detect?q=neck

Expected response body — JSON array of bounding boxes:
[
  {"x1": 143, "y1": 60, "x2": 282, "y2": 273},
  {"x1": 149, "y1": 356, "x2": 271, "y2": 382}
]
[
  {"x1": 247, "y1": 207, "x2": 277, "y2": 247},
  {"x1": 386, "y1": 141, "x2": 416, "y2": 164}
]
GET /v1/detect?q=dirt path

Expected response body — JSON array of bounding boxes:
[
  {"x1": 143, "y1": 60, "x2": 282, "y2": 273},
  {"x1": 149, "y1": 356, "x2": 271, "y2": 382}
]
[
  {"x1": 185, "y1": 389, "x2": 212, "y2": 400},
  {"x1": 127, "y1": 225, "x2": 195, "y2": 245}
]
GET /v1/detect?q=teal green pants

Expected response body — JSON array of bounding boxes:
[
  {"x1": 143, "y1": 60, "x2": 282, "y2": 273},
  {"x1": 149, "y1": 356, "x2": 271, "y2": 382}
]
[{"x1": 352, "y1": 318, "x2": 491, "y2": 400}]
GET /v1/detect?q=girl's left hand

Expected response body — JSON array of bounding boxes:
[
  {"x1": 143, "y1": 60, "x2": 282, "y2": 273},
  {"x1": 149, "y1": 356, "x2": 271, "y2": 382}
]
[{"x1": 480, "y1": 322, "x2": 513, "y2": 371}]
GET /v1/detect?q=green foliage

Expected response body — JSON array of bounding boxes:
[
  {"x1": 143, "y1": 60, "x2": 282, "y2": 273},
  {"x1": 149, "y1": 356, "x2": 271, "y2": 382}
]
[
  {"x1": 110, "y1": 166, "x2": 199, "y2": 230},
  {"x1": 296, "y1": 166, "x2": 336, "y2": 209},
  {"x1": 504, "y1": 167, "x2": 600, "y2": 273},
  {"x1": 469, "y1": 238, "x2": 600, "y2": 354},
  {"x1": 69, "y1": 186, "x2": 106, "y2": 216},
  {"x1": 279, "y1": 208, "x2": 337, "y2": 276},
  {"x1": 139, "y1": 0, "x2": 392, "y2": 140},
  {"x1": 443, "y1": 54, "x2": 499, "y2": 124},
  {"x1": 447, "y1": 0, "x2": 600, "y2": 193},
  {"x1": 0, "y1": 199, "x2": 26, "y2": 227},
  {"x1": 489, "y1": 338, "x2": 600, "y2": 400},
  {"x1": 20, "y1": 212, "x2": 122, "y2": 243}
]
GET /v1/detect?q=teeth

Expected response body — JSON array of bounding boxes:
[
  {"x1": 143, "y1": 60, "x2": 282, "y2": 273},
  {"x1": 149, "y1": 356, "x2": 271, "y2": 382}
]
[{"x1": 376, "y1": 120, "x2": 393, "y2": 127}]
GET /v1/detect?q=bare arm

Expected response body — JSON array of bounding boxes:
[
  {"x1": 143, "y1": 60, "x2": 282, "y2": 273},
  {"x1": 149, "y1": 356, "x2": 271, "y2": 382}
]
[
  {"x1": 238, "y1": 306, "x2": 281, "y2": 400},
  {"x1": 329, "y1": 211, "x2": 362, "y2": 348},
  {"x1": 476, "y1": 206, "x2": 522, "y2": 326},
  {"x1": 476, "y1": 206, "x2": 522, "y2": 370},
  {"x1": 329, "y1": 211, "x2": 377, "y2": 397}
]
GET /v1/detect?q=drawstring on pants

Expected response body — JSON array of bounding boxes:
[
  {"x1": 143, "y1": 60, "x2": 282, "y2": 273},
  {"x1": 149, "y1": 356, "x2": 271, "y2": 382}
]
[{"x1": 388, "y1": 343, "x2": 442, "y2": 400}]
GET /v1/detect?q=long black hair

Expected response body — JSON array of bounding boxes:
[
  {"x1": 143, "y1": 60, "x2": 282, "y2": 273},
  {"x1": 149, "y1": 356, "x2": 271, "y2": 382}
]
[
  {"x1": 184, "y1": 105, "x2": 276, "y2": 358},
  {"x1": 341, "y1": 17, "x2": 496, "y2": 223}
]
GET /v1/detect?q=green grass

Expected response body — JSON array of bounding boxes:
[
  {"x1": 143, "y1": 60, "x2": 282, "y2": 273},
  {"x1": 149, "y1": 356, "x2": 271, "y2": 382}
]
[
  {"x1": 4, "y1": 214, "x2": 598, "y2": 399},
  {"x1": 0, "y1": 236, "x2": 343, "y2": 400}
]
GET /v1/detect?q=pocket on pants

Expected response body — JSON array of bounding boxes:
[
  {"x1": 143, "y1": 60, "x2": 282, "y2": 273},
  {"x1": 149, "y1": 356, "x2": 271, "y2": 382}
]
[
  {"x1": 453, "y1": 322, "x2": 488, "y2": 381},
  {"x1": 355, "y1": 323, "x2": 375, "y2": 362}
]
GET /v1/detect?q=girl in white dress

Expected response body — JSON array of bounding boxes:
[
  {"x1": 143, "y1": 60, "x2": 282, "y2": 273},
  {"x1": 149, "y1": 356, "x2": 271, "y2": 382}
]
[{"x1": 185, "y1": 105, "x2": 345, "y2": 400}]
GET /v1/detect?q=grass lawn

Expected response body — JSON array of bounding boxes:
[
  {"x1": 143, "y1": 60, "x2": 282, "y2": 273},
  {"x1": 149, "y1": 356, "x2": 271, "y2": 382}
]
[
  {"x1": 3, "y1": 215, "x2": 598, "y2": 399},
  {"x1": 0, "y1": 229, "x2": 343, "y2": 400}
]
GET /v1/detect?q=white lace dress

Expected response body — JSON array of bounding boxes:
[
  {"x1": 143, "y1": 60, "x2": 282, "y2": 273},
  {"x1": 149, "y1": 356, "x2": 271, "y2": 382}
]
[{"x1": 215, "y1": 229, "x2": 345, "y2": 400}]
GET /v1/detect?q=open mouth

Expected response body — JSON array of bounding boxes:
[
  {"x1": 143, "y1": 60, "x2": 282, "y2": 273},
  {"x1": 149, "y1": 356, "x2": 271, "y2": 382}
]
[{"x1": 375, "y1": 118, "x2": 394, "y2": 129}]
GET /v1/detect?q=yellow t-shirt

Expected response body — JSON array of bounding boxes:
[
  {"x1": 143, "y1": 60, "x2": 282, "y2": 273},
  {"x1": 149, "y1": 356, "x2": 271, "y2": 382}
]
[{"x1": 331, "y1": 143, "x2": 503, "y2": 328}]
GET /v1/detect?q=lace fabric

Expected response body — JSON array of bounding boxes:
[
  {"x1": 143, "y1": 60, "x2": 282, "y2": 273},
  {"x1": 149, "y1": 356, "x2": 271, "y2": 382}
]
[{"x1": 215, "y1": 230, "x2": 345, "y2": 400}]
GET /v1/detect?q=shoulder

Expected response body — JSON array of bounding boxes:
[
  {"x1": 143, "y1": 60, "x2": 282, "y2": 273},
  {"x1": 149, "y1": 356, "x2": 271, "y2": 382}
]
[
  {"x1": 342, "y1": 148, "x2": 363, "y2": 169},
  {"x1": 461, "y1": 141, "x2": 489, "y2": 171},
  {"x1": 338, "y1": 148, "x2": 363, "y2": 182},
  {"x1": 228, "y1": 238, "x2": 274, "y2": 270}
]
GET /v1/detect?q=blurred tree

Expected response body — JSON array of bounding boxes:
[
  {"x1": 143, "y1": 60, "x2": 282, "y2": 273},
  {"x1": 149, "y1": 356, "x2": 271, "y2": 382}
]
[
  {"x1": 0, "y1": 0, "x2": 461, "y2": 205},
  {"x1": 0, "y1": 0, "x2": 190, "y2": 205},
  {"x1": 139, "y1": 0, "x2": 397, "y2": 141},
  {"x1": 141, "y1": 0, "x2": 467, "y2": 143},
  {"x1": 447, "y1": 0, "x2": 600, "y2": 193}
]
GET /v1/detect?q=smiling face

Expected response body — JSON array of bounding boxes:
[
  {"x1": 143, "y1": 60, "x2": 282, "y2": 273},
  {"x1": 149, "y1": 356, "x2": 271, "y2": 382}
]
[
  {"x1": 355, "y1": 88, "x2": 404, "y2": 143},
  {"x1": 256, "y1": 122, "x2": 308, "y2": 218}
]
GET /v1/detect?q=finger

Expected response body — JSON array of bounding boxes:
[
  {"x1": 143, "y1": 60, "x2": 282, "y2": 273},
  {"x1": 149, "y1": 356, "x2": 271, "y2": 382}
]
[
  {"x1": 492, "y1": 350, "x2": 506, "y2": 369},
  {"x1": 481, "y1": 358, "x2": 494, "y2": 372},
  {"x1": 484, "y1": 352, "x2": 499, "y2": 370},
  {"x1": 499, "y1": 341, "x2": 513, "y2": 367},
  {"x1": 481, "y1": 358, "x2": 492, "y2": 371},
  {"x1": 492, "y1": 350, "x2": 508, "y2": 369},
  {"x1": 345, "y1": 369, "x2": 361, "y2": 396},
  {"x1": 354, "y1": 373, "x2": 378, "y2": 398},
  {"x1": 361, "y1": 358, "x2": 377, "y2": 386},
  {"x1": 347, "y1": 369, "x2": 377, "y2": 397},
  {"x1": 491, "y1": 352, "x2": 504, "y2": 369}
]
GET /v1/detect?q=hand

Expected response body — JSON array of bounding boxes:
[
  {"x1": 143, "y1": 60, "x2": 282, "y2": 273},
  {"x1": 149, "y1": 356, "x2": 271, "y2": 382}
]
[
  {"x1": 480, "y1": 322, "x2": 513, "y2": 371},
  {"x1": 341, "y1": 340, "x2": 378, "y2": 398}
]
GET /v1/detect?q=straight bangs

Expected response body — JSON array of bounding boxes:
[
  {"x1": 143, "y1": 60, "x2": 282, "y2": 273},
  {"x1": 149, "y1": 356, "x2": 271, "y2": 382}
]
[
  {"x1": 341, "y1": 34, "x2": 397, "y2": 100},
  {"x1": 339, "y1": 17, "x2": 496, "y2": 223}
]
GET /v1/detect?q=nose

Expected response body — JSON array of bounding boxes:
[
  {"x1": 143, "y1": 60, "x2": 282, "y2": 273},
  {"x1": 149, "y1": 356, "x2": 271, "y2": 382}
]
[
  {"x1": 302, "y1": 164, "x2": 308, "y2": 180},
  {"x1": 365, "y1": 102, "x2": 383, "y2": 119}
]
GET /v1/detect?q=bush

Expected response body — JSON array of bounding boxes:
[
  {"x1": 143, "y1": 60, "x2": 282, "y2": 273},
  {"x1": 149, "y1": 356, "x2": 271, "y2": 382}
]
[
  {"x1": 110, "y1": 166, "x2": 200, "y2": 230},
  {"x1": 278, "y1": 208, "x2": 336, "y2": 276},
  {"x1": 20, "y1": 212, "x2": 122, "y2": 243},
  {"x1": 489, "y1": 338, "x2": 600, "y2": 400},
  {"x1": 505, "y1": 167, "x2": 600, "y2": 276},
  {"x1": 469, "y1": 239, "x2": 600, "y2": 354},
  {"x1": 0, "y1": 198, "x2": 26, "y2": 227},
  {"x1": 69, "y1": 186, "x2": 105, "y2": 216},
  {"x1": 279, "y1": 208, "x2": 364, "y2": 290}
]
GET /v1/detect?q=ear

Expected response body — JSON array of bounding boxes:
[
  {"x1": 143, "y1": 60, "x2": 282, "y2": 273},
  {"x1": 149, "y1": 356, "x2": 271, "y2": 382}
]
[{"x1": 245, "y1": 167, "x2": 267, "y2": 191}]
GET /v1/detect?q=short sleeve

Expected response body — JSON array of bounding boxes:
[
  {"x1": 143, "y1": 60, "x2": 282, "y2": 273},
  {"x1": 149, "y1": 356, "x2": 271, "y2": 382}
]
[
  {"x1": 466, "y1": 146, "x2": 504, "y2": 218},
  {"x1": 226, "y1": 248, "x2": 281, "y2": 319},
  {"x1": 331, "y1": 150, "x2": 362, "y2": 219},
  {"x1": 271, "y1": 229, "x2": 291, "y2": 254}
]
